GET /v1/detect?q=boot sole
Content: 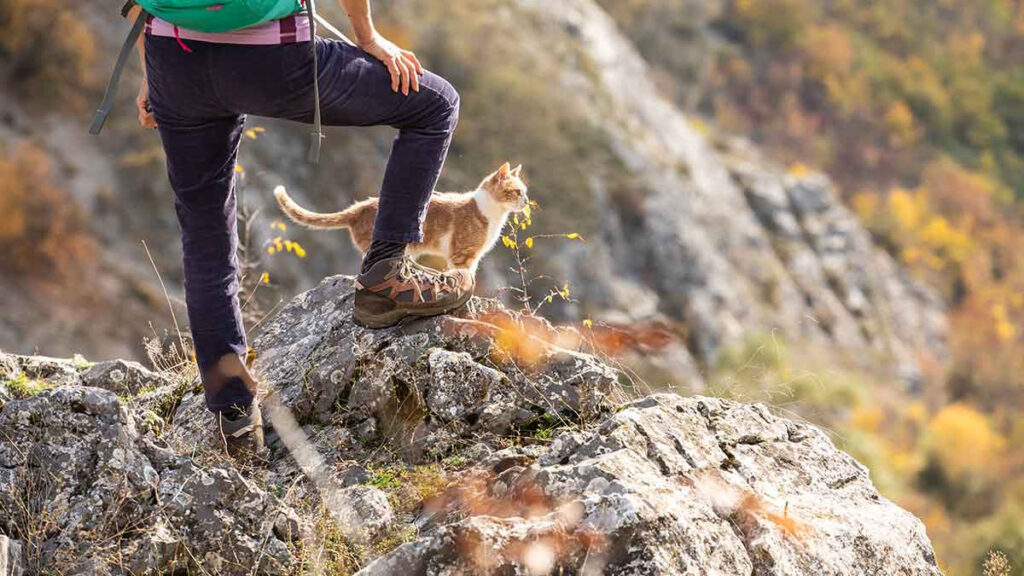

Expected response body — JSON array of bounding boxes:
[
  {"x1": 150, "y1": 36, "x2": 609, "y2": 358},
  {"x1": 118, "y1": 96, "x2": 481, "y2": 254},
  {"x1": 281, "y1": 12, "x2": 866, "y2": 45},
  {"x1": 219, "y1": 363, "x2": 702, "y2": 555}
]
[{"x1": 353, "y1": 289, "x2": 473, "y2": 329}]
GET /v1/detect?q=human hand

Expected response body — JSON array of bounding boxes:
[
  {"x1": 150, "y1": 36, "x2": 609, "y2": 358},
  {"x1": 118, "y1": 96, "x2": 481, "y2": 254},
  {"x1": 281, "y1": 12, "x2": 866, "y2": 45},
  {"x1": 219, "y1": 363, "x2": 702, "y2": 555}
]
[
  {"x1": 137, "y1": 79, "x2": 157, "y2": 129},
  {"x1": 357, "y1": 32, "x2": 424, "y2": 95}
]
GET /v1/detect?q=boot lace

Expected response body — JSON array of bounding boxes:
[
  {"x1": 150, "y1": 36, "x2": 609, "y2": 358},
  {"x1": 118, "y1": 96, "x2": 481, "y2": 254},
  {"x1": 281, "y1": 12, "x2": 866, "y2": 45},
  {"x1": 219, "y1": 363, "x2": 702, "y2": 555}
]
[{"x1": 397, "y1": 257, "x2": 455, "y2": 294}]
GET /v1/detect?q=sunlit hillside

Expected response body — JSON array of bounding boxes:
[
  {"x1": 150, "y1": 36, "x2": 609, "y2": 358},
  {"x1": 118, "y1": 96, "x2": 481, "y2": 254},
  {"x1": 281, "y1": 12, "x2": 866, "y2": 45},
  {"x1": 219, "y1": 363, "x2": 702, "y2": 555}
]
[{"x1": 599, "y1": 1, "x2": 1024, "y2": 573}]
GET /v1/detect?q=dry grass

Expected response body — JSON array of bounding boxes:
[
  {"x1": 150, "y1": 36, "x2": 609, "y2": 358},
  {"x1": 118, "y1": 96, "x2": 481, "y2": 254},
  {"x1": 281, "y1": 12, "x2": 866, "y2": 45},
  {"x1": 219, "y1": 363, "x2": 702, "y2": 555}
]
[
  {"x1": 297, "y1": 506, "x2": 365, "y2": 576},
  {"x1": 984, "y1": 550, "x2": 1012, "y2": 576},
  {"x1": 0, "y1": 452, "x2": 61, "y2": 574}
]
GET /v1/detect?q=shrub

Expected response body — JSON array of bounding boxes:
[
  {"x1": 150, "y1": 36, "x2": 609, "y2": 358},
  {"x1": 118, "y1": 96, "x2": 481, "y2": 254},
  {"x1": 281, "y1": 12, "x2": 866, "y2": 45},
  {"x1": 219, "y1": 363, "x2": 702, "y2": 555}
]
[
  {"x1": 0, "y1": 0, "x2": 98, "y2": 109},
  {"x1": 919, "y1": 403, "x2": 1007, "y2": 517},
  {"x1": 926, "y1": 403, "x2": 1006, "y2": 480},
  {"x1": 729, "y1": 0, "x2": 816, "y2": 51},
  {"x1": 0, "y1": 142, "x2": 95, "y2": 278}
]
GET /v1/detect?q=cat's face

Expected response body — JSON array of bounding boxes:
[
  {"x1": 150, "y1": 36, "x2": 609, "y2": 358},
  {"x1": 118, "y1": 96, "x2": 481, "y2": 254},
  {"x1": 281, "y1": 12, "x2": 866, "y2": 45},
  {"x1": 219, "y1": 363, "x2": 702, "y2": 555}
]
[{"x1": 481, "y1": 162, "x2": 529, "y2": 213}]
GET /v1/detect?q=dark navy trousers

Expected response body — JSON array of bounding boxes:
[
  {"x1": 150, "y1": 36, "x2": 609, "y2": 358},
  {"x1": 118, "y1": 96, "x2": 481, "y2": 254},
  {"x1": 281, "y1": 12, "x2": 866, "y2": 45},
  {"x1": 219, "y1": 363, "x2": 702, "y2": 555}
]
[{"x1": 145, "y1": 35, "x2": 460, "y2": 414}]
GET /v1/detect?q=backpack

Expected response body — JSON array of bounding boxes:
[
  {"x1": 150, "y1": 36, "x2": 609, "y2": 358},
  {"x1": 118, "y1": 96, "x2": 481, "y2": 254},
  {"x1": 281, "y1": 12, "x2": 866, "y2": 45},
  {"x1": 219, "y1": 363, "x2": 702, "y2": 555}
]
[
  {"x1": 136, "y1": 0, "x2": 303, "y2": 33},
  {"x1": 90, "y1": 0, "x2": 328, "y2": 163}
]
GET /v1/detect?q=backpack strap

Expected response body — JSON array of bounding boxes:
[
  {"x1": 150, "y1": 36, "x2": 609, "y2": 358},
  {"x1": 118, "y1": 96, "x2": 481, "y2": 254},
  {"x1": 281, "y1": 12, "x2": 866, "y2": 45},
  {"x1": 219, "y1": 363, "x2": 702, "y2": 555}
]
[
  {"x1": 120, "y1": 0, "x2": 138, "y2": 18},
  {"x1": 305, "y1": 0, "x2": 325, "y2": 164},
  {"x1": 89, "y1": 9, "x2": 148, "y2": 136}
]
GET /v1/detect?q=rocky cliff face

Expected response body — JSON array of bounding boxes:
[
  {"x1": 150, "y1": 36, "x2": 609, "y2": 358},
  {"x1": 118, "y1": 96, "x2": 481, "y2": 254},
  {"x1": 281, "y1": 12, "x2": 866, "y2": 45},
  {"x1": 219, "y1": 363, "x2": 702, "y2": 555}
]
[
  {"x1": 0, "y1": 279, "x2": 941, "y2": 575},
  {"x1": 509, "y1": 0, "x2": 947, "y2": 387}
]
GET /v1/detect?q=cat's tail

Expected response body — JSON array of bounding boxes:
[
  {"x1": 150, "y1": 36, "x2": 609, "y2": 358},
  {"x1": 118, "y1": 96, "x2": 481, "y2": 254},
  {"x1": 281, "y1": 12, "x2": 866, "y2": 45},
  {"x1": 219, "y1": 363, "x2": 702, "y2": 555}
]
[{"x1": 273, "y1": 186, "x2": 355, "y2": 230}]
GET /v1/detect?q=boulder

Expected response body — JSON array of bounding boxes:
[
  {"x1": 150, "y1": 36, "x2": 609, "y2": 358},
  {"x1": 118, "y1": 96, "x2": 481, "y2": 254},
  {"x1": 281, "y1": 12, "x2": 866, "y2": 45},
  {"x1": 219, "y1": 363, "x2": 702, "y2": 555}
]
[
  {"x1": 0, "y1": 354, "x2": 81, "y2": 387},
  {"x1": 252, "y1": 275, "x2": 620, "y2": 459},
  {"x1": 326, "y1": 485, "x2": 396, "y2": 544},
  {"x1": 0, "y1": 386, "x2": 298, "y2": 575},
  {"x1": 357, "y1": 394, "x2": 941, "y2": 576},
  {"x1": 0, "y1": 535, "x2": 23, "y2": 576},
  {"x1": 81, "y1": 359, "x2": 172, "y2": 396}
]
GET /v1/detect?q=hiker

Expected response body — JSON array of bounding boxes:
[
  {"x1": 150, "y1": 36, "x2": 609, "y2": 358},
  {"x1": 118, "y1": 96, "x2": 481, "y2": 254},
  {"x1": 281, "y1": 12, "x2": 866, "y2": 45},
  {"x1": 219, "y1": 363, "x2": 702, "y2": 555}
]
[{"x1": 119, "y1": 0, "x2": 473, "y2": 457}]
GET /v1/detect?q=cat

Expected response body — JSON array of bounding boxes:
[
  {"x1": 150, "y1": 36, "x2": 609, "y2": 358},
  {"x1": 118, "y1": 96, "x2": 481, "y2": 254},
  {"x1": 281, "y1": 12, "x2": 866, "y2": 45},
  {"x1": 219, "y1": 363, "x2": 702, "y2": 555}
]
[{"x1": 273, "y1": 162, "x2": 529, "y2": 274}]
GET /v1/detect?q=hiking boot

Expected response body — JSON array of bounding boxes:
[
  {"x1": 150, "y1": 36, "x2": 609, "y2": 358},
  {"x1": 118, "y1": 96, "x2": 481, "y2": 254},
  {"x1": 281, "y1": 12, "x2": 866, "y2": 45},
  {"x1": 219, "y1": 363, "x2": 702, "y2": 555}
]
[
  {"x1": 218, "y1": 400, "x2": 266, "y2": 461},
  {"x1": 354, "y1": 256, "x2": 474, "y2": 328}
]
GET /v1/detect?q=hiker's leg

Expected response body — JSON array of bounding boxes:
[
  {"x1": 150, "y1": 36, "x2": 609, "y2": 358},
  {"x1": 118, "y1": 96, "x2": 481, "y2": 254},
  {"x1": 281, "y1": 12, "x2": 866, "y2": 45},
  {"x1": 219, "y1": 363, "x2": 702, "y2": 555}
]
[
  {"x1": 330, "y1": 56, "x2": 462, "y2": 244},
  {"x1": 146, "y1": 37, "x2": 254, "y2": 415},
  {"x1": 222, "y1": 39, "x2": 460, "y2": 243}
]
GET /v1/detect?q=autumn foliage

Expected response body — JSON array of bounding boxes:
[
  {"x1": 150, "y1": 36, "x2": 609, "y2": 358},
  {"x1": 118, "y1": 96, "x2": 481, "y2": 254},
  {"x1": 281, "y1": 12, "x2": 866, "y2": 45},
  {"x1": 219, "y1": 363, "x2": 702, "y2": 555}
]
[
  {"x1": 0, "y1": 0, "x2": 97, "y2": 108},
  {"x1": 0, "y1": 143, "x2": 94, "y2": 278}
]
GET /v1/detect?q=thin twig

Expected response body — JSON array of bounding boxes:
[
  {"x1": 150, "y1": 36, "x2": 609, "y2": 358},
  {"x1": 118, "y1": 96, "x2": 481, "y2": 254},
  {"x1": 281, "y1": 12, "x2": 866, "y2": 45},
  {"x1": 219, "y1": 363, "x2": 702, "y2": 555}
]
[{"x1": 142, "y1": 240, "x2": 189, "y2": 361}]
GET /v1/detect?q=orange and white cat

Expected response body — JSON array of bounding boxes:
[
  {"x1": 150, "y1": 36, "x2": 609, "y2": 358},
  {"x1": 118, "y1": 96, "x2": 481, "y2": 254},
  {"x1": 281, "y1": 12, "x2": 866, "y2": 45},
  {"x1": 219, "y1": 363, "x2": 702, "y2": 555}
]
[{"x1": 273, "y1": 162, "x2": 528, "y2": 274}]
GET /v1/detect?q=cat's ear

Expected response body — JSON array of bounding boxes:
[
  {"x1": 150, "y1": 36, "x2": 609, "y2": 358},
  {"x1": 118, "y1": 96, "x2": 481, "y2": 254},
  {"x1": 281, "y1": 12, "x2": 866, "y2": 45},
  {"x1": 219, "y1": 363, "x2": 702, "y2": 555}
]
[
  {"x1": 511, "y1": 164, "x2": 523, "y2": 178},
  {"x1": 496, "y1": 162, "x2": 512, "y2": 180}
]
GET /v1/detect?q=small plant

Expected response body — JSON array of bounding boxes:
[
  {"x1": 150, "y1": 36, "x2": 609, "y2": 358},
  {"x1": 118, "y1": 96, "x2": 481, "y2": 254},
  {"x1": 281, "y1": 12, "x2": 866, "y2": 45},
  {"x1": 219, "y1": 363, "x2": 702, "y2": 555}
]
[
  {"x1": 373, "y1": 524, "x2": 418, "y2": 557},
  {"x1": 298, "y1": 506, "x2": 364, "y2": 576},
  {"x1": 71, "y1": 354, "x2": 93, "y2": 371},
  {"x1": 143, "y1": 331, "x2": 197, "y2": 388},
  {"x1": 0, "y1": 448, "x2": 61, "y2": 574},
  {"x1": 522, "y1": 413, "x2": 564, "y2": 443},
  {"x1": 499, "y1": 201, "x2": 584, "y2": 315},
  {"x1": 367, "y1": 466, "x2": 402, "y2": 492},
  {"x1": 367, "y1": 463, "x2": 449, "y2": 515},
  {"x1": 4, "y1": 373, "x2": 51, "y2": 399},
  {"x1": 984, "y1": 550, "x2": 1011, "y2": 576},
  {"x1": 233, "y1": 128, "x2": 309, "y2": 333}
]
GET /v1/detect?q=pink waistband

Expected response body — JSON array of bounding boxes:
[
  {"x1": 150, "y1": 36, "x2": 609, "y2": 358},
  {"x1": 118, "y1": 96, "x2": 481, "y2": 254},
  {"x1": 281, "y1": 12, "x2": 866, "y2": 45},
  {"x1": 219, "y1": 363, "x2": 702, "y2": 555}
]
[{"x1": 146, "y1": 13, "x2": 312, "y2": 46}]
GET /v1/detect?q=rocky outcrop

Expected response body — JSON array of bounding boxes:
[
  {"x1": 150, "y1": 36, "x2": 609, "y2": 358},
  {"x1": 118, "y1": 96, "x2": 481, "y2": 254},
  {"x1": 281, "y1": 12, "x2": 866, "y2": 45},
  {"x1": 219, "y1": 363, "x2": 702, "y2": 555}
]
[
  {"x1": 250, "y1": 275, "x2": 620, "y2": 461},
  {"x1": 0, "y1": 354, "x2": 171, "y2": 396},
  {"x1": 0, "y1": 385, "x2": 299, "y2": 575},
  {"x1": 258, "y1": 277, "x2": 939, "y2": 575},
  {"x1": 0, "y1": 278, "x2": 942, "y2": 575},
  {"x1": 358, "y1": 394, "x2": 940, "y2": 576}
]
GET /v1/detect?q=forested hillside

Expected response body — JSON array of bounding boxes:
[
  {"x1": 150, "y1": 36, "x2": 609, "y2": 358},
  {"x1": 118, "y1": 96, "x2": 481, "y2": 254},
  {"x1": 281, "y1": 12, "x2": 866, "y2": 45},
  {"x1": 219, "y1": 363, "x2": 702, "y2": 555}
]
[{"x1": 598, "y1": 0, "x2": 1024, "y2": 573}]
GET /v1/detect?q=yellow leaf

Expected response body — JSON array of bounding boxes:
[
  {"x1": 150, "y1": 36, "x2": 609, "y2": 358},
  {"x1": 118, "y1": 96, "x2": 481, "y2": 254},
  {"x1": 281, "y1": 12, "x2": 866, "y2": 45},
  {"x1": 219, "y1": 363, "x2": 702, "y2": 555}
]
[
  {"x1": 565, "y1": 233, "x2": 584, "y2": 241},
  {"x1": 583, "y1": 319, "x2": 593, "y2": 328},
  {"x1": 513, "y1": 214, "x2": 520, "y2": 226},
  {"x1": 523, "y1": 205, "x2": 532, "y2": 219},
  {"x1": 260, "y1": 272, "x2": 270, "y2": 285},
  {"x1": 266, "y1": 246, "x2": 276, "y2": 255},
  {"x1": 788, "y1": 163, "x2": 810, "y2": 178},
  {"x1": 235, "y1": 164, "x2": 244, "y2": 174},
  {"x1": 525, "y1": 238, "x2": 534, "y2": 249},
  {"x1": 244, "y1": 126, "x2": 266, "y2": 140},
  {"x1": 546, "y1": 294, "x2": 554, "y2": 303}
]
